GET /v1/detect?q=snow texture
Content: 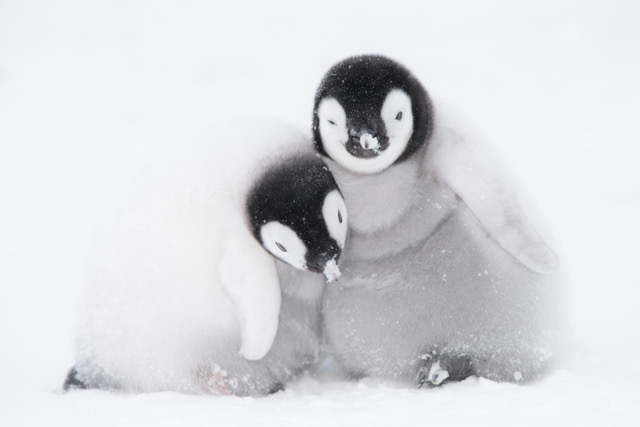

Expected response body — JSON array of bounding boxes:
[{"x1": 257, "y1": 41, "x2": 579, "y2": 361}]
[
  {"x1": 1, "y1": 0, "x2": 640, "y2": 426},
  {"x1": 323, "y1": 258, "x2": 341, "y2": 283},
  {"x1": 428, "y1": 361, "x2": 449, "y2": 386},
  {"x1": 359, "y1": 133, "x2": 380, "y2": 151}
]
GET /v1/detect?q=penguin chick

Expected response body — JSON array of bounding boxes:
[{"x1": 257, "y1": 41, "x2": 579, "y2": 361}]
[
  {"x1": 313, "y1": 55, "x2": 564, "y2": 386},
  {"x1": 64, "y1": 120, "x2": 347, "y2": 396}
]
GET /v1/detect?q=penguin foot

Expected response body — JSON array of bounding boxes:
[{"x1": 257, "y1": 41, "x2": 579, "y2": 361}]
[
  {"x1": 62, "y1": 366, "x2": 88, "y2": 392},
  {"x1": 415, "y1": 353, "x2": 474, "y2": 388},
  {"x1": 267, "y1": 381, "x2": 286, "y2": 394}
]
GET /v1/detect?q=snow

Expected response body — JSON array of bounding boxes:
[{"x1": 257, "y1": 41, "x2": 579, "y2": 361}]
[
  {"x1": 425, "y1": 360, "x2": 449, "y2": 386},
  {"x1": 358, "y1": 133, "x2": 380, "y2": 151},
  {"x1": 323, "y1": 259, "x2": 341, "y2": 283},
  {"x1": 1, "y1": 0, "x2": 640, "y2": 425}
]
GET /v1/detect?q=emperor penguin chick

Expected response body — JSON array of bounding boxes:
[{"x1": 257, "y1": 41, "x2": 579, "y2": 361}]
[
  {"x1": 64, "y1": 121, "x2": 347, "y2": 396},
  {"x1": 312, "y1": 55, "x2": 563, "y2": 386}
]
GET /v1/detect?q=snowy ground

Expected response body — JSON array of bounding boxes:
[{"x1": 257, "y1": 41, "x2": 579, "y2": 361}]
[{"x1": 1, "y1": 0, "x2": 639, "y2": 425}]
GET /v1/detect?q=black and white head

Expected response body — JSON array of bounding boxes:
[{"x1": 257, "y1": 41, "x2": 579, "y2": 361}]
[
  {"x1": 313, "y1": 55, "x2": 433, "y2": 174},
  {"x1": 246, "y1": 154, "x2": 347, "y2": 282}
]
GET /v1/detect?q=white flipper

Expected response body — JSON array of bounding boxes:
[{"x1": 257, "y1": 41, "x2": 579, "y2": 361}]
[
  {"x1": 426, "y1": 122, "x2": 558, "y2": 274},
  {"x1": 219, "y1": 216, "x2": 281, "y2": 361}
]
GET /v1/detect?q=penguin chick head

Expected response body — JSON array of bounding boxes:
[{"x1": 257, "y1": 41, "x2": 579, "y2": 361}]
[
  {"x1": 246, "y1": 154, "x2": 347, "y2": 282},
  {"x1": 313, "y1": 55, "x2": 433, "y2": 174}
]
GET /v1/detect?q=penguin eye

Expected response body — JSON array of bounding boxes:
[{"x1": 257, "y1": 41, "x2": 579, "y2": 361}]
[
  {"x1": 276, "y1": 242, "x2": 287, "y2": 252},
  {"x1": 327, "y1": 119, "x2": 336, "y2": 125},
  {"x1": 395, "y1": 111, "x2": 403, "y2": 121},
  {"x1": 338, "y1": 210, "x2": 343, "y2": 224}
]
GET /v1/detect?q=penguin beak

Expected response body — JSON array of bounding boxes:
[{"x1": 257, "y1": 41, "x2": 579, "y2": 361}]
[
  {"x1": 354, "y1": 126, "x2": 380, "y2": 151},
  {"x1": 346, "y1": 126, "x2": 389, "y2": 158}
]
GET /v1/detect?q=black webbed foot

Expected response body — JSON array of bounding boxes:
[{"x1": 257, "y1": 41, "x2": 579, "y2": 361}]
[
  {"x1": 267, "y1": 381, "x2": 285, "y2": 394},
  {"x1": 415, "y1": 352, "x2": 475, "y2": 388},
  {"x1": 62, "y1": 367, "x2": 87, "y2": 392}
]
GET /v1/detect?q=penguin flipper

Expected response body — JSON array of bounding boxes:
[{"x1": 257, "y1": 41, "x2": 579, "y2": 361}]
[
  {"x1": 427, "y1": 128, "x2": 558, "y2": 273},
  {"x1": 219, "y1": 222, "x2": 281, "y2": 361}
]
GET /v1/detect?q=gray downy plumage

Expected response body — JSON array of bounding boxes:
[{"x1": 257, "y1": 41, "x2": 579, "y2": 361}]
[{"x1": 312, "y1": 55, "x2": 564, "y2": 386}]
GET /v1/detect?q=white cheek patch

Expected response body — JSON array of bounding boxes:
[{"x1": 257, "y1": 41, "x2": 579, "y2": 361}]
[
  {"x1": 322, "y1": 189, "x2": 348, "y2": 248},
  {"x1": 318, "y1": 97, "x2": 349, "y2": 150},
  {"x1": 381, "y1": 89, "x2": 414, "y2": 148},
  {"x1": 260, "y1": 221, "x2": 308, "y2": 271}
]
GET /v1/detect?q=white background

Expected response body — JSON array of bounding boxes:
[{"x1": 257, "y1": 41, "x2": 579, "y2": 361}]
[{"x1": 1, "y1": 0, "x2": 639, "y2": 425}]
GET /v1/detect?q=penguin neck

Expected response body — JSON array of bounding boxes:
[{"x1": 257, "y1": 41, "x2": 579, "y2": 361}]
[
  {"x1": 325, "y1": 144, "x2": 459, "y2": 260},
  {"x1": 275, "y1": 261, "x2": 325, "y2": 301},
  {"x1": 324, "y1": 148, "x2": 425, "y2": 235}
]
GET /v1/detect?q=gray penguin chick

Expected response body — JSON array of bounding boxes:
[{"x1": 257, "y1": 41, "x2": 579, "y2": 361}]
[
  {"x1": 63, "y1": 121, "x2": 347, "y2": 396},
  {"x1": 312, "y1": 55, "x2": 563, "y2": 386}
]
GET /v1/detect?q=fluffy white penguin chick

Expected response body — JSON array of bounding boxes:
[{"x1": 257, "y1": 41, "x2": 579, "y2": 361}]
[
  {"x1": 313, "y1": 55, "x2": 564, "y2": 387},
  {"x1": 64, "y1": 120, "x2": 347, "y2": 395}
]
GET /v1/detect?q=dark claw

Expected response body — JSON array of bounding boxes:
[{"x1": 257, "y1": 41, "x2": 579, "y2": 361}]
[
  {"x1": 415, "y1": 353, "x2": 475, "y2": 388},
  {"x1": 267, "y1": 381, "x2": 285, "y2": 394},
  {"x1": 62, "y1": 366, "x2": 87, "y2": 392}
]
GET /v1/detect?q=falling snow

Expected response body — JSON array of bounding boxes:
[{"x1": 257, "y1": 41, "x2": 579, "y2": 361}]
[{"x1": 1, "y1": 1, "x2": 640, "y2": 426}]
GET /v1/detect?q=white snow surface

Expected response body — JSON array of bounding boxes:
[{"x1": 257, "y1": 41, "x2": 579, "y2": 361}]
[{"x1": 1, "y1": 0, "x2": 639, "y2": 425}]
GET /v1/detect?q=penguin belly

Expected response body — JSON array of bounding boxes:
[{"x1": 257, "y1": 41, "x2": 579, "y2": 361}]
[{"x1": 322, "y1": 201, "x2": 560, "y2": 384}]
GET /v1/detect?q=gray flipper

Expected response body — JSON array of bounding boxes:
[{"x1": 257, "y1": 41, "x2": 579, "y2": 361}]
[{"x1": 426, "y1": 125, "x2": 558, "y2": 273}]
